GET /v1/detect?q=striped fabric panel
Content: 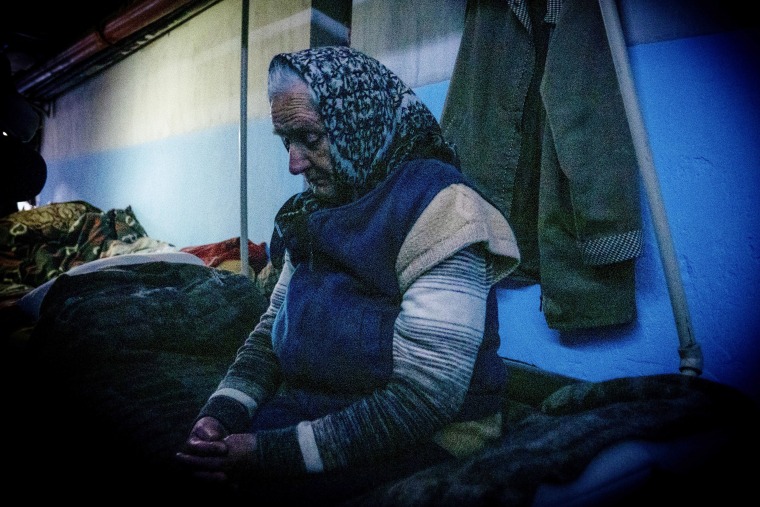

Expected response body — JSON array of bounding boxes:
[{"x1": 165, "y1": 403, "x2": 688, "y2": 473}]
[
  {"x1": 578, "y1": 229, "x2": 643, "y2": 265},
  {"x1": 508, "y1": 0, "x2": 563, "y2": 34}
]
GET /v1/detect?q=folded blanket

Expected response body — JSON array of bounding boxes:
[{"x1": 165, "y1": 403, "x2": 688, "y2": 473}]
[
  {"x1": 348, "y1": 374, "x2": 760, "y2": 507},
  {"x1": 6, "y1": 262, "x2": 268, "y2": 501},
  {"x1": 181, "y1": 236, "x2": 268, "y2": 274},
  {"x1": 16, "y1": 251, "x2": 205, "y2": 320}
]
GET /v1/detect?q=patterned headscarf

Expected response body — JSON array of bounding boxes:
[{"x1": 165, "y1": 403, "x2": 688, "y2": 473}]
[
  {"x1": 271, "y1": 46, "x2": 457, "y2": 200},
  {"x1": 269, "y1": 47, "x2": 457, "y2": 263}
]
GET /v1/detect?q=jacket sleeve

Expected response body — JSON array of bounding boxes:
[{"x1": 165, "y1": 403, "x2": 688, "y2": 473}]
[{"x1": 540, "y1": 0, "x2": 643, "y2": 266}]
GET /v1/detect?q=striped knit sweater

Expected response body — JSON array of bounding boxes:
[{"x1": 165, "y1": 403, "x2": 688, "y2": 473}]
[{"x1": 200, "y1": 182, "x2": 520, "y2": 476}]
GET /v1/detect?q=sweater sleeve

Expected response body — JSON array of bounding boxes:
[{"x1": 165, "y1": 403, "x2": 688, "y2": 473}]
[
  {"x1": 253, "y1": 245, "x2": 493, "y2": 474},
  {"x1": 196, "y1": 253, "x2": 294, "y2": 432}
]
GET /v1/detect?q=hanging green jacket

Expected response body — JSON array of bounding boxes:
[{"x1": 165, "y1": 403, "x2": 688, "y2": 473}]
[{"x1": 441, "y1": 0, "x2": 643, "y2": 331}]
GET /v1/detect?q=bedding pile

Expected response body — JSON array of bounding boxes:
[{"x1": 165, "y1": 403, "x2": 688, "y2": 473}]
[
  {"x1": 0, "y1": 201, "x2": 174, "y2": 297},
  {"x1": 2, "y1": 202, "x2": 758, "y2": 505},
  {"x1": 5, "y1": 261, "x2": 269, "y2": 500},
  {"x1": 1, "y1": 201, "x2": 278, "y2": 329},
  {"x1": 1, "y1": 201, "x2": 273, "y2": 500},
  {"x1": 348, "y1": 373, "x2": 759, "y2": 506}
]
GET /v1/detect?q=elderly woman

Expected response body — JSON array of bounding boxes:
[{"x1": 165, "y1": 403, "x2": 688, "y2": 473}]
[{"x1": 177, "y1": 46, "x2": 520, "y2": 503}]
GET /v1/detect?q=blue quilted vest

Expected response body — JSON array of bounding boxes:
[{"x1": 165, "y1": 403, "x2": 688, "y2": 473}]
[{"x1": 271, "y1": 159, "x2": 506, "y2": 421}]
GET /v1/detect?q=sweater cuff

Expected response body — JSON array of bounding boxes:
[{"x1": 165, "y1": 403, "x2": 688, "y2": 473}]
[
  {"x1": 256, "y1": 425, "x2": 308, "y2": 477},
  {"x1": 578, "y1": 229, "x2": 643, "y2": 265},
  {"x1": 197, "y1": 395, "x2": 251, "y2": 433}
]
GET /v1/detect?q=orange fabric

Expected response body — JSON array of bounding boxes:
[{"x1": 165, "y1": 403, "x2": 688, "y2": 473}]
[{"x1": 181, "y1": 237, "x2": 268, "y2": 273}]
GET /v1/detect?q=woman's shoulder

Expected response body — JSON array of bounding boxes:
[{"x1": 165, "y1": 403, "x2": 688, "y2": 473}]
[
  {"x1": 398, "y1": 158, "x2": 464, "y2": 181},
  {"x1": 397, "y1": 182, "x2": 521, "y2": 292}
]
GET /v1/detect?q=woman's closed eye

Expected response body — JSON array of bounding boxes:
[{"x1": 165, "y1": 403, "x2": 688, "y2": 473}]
[
  {"x1": 280, "y1": 131, "x2": 325, "y2": 151},
  {"x1": 303, "y1": 131, "x2": 325, "y2": 148}
]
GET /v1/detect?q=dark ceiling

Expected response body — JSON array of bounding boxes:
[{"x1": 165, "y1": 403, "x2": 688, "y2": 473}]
[
  {"x1": 1, "y1": 0, "x2": 221, "y2": 104},
  {"x1": 1, "y1": 1, "x2": 134, "y2": 78}
]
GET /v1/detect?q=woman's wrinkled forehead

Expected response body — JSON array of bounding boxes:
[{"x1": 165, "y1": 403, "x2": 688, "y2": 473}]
[{"x1": 274, "y1": 47, "x2": 398, "y2": 105}]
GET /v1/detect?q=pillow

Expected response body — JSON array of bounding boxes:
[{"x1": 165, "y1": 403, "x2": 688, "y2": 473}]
[
  {"x1": 0, "y1": 201, "x2": 103, "y2": 287},
  {"x1": 0, "y1": 200, "x2": 101, "y2": 239}
]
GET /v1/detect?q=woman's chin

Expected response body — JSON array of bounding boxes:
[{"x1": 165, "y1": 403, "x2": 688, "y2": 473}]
[{"x1": 310, "y1": 183, "x2": 337, "y2": 201}]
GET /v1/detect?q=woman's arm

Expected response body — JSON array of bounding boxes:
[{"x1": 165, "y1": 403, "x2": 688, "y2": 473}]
[{"x1": 197, "y1": 252, "x2": 295, "y2": 432}]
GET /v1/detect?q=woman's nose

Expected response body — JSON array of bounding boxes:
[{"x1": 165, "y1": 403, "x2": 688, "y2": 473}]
[{"x1": 288, "y1": 144, "x2": 309, "y2": 175}]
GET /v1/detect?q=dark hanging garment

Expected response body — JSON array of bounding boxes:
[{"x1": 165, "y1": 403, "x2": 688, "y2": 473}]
[{"x1": 441, "y1": 0, "x2": 643, "y2": 331}]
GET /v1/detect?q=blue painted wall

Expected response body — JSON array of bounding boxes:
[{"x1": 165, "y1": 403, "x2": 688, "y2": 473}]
[
  {"x1": 629, "y1": 28, "x2": 760, "y2": 397},
  {"x1": 40, "y1": 119, "x2": 298, "y2": 249}
]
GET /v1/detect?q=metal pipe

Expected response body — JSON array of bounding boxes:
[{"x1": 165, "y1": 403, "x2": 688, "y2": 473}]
[
  {"x1": 597, "y1": 0, "x2": 702, "y2": 376},
  {"x1": 239, "y1": 0, "x2": 250, "y2": 277}
]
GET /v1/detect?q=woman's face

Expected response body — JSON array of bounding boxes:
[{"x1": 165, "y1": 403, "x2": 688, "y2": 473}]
[{"x1": 270, "y1": 81, "x2": 338, "y2": 203}]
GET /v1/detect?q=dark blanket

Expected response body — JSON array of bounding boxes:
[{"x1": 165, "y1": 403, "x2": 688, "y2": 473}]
[
  {"x1": 348, "y1": 374, "x2": 760, "y2": 507},
  {"x1": 4, "y1": 261, "x2": 758, "y2": 504},
  {"x1": 4, "y1": 261, "x2": 268, "y2": 501}
]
